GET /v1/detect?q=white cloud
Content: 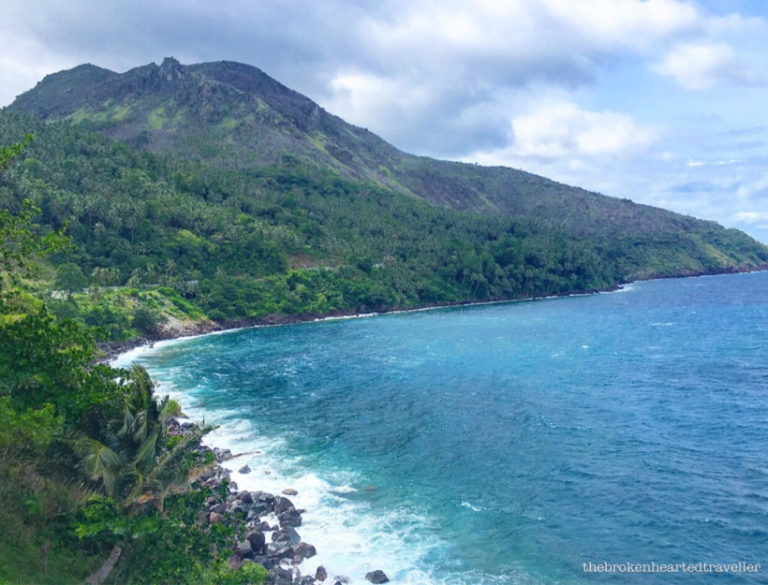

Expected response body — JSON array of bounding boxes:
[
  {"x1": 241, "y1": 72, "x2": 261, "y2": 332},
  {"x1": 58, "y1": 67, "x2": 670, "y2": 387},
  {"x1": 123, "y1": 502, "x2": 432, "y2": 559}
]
[
  {"x1": 465, "y1": 99, "x2": 657, "y2": 164},
  {"x1": 653, "y1": 42, "x2": 758, "y2": 90},
  {"x1": 543, "y1": 0, "x2": 700, "y2": 51},
  {"x1": 359, "y1": 0, "x2": 703, "y2": 84},
  {"x1": 733, "y1": 211, "x2": 768, "y2": 223}
]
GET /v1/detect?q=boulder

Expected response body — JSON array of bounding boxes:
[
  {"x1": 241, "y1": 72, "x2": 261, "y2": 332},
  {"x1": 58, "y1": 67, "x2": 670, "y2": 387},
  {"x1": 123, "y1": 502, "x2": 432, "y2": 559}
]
[
  {"x1": 234, "y1": 540, "x2": 254, "y2": 559},
  {"x1": 246, "y1": 531, "x2": 266, "y2": 555},
  {"x1": 272, "y1": 526, "x2": 301, "y2": 545},
  {"x1": 278, "y1": 508, "x2": 302, "y2": 528},
  {"x1": 315, "y1": 566, "x2": 328, "y2": 581},
  {"x1": 282, "y1": 488, "x2": 298, "y2": 496},
  {"x1": 267, "y1": 540, "x2": 294, "y2": 561},
  {"x1": 274, "y1": 495, "x2": 295, "y2": 515},
  {"x1": 251, "y1": 491, "x2": 276, "y2": 515},
  {"x1": 238, "y1": 464, "x2": 251, "y2": 474},
  {"x1": 208, "y1": 512, "x2": 224, "y2": 524},
  {"x1": 227, "y1": 500, "x2": 246, "y2": 517},
  {"x1": 293, "y1": 542, "x2": 316, "y2": 563},
  {"x1": 238, "y1": 490, "x2": 254, "y2": 504},
  {"x1": 268, "y1": 565, "x2": 294, "y2": 585},
  {"x1": 365, "y1": 570, "x2": 390, "y2": 584}
]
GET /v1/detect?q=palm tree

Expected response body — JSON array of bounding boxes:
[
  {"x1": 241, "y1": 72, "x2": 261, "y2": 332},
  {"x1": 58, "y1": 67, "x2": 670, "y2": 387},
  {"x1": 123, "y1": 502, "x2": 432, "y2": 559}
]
[{"x1": 75, "y1": 364, "x2": 213, "y2": 584}]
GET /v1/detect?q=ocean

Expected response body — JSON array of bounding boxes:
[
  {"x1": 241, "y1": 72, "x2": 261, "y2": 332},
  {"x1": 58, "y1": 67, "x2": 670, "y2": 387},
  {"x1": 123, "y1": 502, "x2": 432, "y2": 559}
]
[{"x1": 114, "y1": 271, "x2": 768, "y2": 584}]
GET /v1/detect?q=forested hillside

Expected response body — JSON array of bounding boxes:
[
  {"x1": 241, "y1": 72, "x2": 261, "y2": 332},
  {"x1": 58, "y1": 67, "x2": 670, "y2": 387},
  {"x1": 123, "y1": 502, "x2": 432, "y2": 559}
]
[{"x1": 1, "y1": 107, "x2": 766, "y2": 342}]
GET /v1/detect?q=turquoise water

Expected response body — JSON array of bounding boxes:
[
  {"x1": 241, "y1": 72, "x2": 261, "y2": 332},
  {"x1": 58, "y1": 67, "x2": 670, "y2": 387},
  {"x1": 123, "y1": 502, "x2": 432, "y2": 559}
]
[{"x1": 116, "y1": 272, "x2": 768, "y2": 584}]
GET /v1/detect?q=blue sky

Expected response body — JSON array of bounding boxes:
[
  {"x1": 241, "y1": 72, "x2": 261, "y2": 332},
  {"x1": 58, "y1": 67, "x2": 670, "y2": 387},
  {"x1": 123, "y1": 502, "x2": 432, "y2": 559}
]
[{"x1": 2, "y1": 0, "x2": 768, "y2": 242}]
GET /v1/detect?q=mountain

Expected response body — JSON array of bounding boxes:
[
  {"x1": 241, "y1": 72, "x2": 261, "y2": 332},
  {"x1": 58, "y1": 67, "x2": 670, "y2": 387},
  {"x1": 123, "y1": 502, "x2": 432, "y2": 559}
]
[
  {"x1": 7, "y1": 57, "x2": 726, "y2": 237},
  {"x1": 2, "y1": 58, "x2": 767, "y2": 341}
]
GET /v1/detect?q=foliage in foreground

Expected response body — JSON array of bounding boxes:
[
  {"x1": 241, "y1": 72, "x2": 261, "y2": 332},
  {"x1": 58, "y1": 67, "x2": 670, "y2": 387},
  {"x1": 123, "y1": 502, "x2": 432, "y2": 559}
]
[{"x1": 0, "y1": 142, "x2": 264, "y2": 584}]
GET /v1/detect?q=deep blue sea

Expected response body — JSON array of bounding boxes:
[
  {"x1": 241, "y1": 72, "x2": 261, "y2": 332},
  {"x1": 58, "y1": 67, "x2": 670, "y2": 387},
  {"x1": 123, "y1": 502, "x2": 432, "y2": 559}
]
[{"x1": 115, "y1": 272, "x2": 768, "y2": 584}]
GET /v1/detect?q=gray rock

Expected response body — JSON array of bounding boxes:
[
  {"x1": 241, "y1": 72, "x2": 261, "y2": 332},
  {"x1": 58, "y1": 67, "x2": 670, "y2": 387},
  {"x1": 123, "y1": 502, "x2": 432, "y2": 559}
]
[
  {"x1": 278, "y1": 508, "x2": 302, "y2": 527},
  {"x1": 227, "y1": 500, "x2": 246, "y2": 517},
  {"x1": 267, "y1": 540, "x2": 294, "y2": 561},
  {"x1": 269, "y1": 565, "x2": 294, "y2": 585},
  {"x1": 234, "y1": 539, "x2": 253, "y2": 559},
  {"x1": 251, "y1": 491, "x2": 276, "y2": 515},
  {"x1": 246, "y1": 531, "x2": 266, "y2": 555},
  {"x1": 365, "y1": 570, "x2": 390, "y2": 584},
  {"x1": 293, "y1": 542, "x2": 317, "y2": 563},
  {"x1": 272, "y1": 526, "x2": 301, "y2": 545},
  {"x1": 274, "y1": 495, "x2": 295, "y2": 515},
  {"x1": 315, "y1": 566, "x2": 328, "y2": 581},
  {"x1": 238, "y1": 490, "x2": 253, "y2": 504},
  {"x1": 282, "y1": 488, "x2": 298, "y2": 495},
  {"x1": 208, "y1": 512, "x2": 224, "y2": 524},
  {"x1": 249, "y1": 500, "x2": 273, "y2": 517},
  {"x1": 238, "y1": 464, "x2": 251, "y2": 474}
]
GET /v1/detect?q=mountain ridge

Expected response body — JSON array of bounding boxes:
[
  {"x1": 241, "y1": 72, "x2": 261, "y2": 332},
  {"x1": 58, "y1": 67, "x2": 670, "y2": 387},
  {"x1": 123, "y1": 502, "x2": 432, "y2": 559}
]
[{"x1": 8, "y1": 56, "x2": 726, "y2": 238}]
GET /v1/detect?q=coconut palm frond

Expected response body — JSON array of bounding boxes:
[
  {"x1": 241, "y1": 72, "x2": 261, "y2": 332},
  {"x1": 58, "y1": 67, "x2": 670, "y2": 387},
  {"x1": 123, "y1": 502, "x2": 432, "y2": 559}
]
[
  {"x1": 73, "y1": 437, "x2": 122, "y2": 498},
  {"x1": 134, "y1": 431, "x2": 159, "y2": 472}
]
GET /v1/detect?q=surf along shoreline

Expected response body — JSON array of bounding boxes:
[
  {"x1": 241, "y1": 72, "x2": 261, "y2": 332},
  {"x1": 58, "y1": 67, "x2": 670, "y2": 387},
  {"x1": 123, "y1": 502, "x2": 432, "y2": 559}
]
[
  {"x1": 101, "y1": 285, "x2": 619, "y2": 363},
  {"x1": 105, "y1": 267, "x2": 767, "y2": 584},
  {"x1": 100, "y1": 262, "x2": 768, "y2": 363},
  {"x1": 107, "y1": 292, "x2": 600, "y2": 585}
]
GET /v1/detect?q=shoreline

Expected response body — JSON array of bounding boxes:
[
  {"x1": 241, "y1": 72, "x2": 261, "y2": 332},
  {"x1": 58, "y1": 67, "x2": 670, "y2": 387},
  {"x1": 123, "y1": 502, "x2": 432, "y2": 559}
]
[
  {"x1": 101, "y1": 263, "x2": 768, "y2": 363},
  {"x1": 102, "y1": 285, "x2": 620, "y2": 363},
  {"x1": 106, "y1": 266, "x2": 768, "y2": 584}
]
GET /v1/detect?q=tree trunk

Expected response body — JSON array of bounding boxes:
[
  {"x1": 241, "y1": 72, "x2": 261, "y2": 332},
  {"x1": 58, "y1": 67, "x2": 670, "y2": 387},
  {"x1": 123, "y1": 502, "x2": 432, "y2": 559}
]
[{"x1": 85, "y1": 545, "x2": 122, "y2": 585}]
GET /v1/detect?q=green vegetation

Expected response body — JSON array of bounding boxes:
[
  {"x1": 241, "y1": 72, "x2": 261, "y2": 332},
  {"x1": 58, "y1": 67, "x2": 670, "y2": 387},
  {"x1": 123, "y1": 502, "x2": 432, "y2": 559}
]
[
  {"x1": 1, "y1": 109, "x2": 765, "y2": 342},
  {"x1": 1, "y1": 57, "x2": 768, "y2": 584},
  {"x1": 0, "y1": 143, "x2": 264, "y2": 585}
]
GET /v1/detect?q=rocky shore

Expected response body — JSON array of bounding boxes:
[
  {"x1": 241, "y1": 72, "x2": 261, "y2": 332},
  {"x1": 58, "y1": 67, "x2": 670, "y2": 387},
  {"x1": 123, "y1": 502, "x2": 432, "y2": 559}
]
[{"x1": 171, "y1": 419, "x2": 390, "y2": 585}]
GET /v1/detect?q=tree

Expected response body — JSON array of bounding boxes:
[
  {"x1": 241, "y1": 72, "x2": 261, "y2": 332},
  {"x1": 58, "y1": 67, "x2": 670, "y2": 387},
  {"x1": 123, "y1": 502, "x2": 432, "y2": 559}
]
[
  {"x1": 1, "y1": 135, "x2": 68, "y2": 293},
  {"x1": 76, "y1": 364, "x2": 211, "y2": 513},
  {"x1": 74, "y1": 364, "x2": 213, "y2": 584},
  {"x1": 55, "y1": 262, "x2": 88, "y2": 295}
]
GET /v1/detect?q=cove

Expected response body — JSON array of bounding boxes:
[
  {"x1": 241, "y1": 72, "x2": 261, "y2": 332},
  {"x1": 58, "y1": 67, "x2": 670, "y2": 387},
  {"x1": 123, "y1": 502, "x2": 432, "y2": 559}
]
[{"x1": 116, "y1": 271, "x2": 768, "y2": 584}]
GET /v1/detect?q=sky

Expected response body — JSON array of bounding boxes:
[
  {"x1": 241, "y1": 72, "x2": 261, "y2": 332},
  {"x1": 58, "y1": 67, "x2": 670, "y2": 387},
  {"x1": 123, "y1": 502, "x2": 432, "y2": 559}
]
[{"x1": 2, "y1": 1, "x2": 768, "y2": 243}]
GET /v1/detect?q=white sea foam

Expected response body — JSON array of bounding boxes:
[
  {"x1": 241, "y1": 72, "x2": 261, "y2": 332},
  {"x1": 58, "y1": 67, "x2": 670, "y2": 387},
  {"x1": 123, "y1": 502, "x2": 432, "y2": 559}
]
[
  {"x1": 111, "y1": 337, "x2": 523, "y2": 585},
  {"x1": 199, "y1": 415, "x2": 444, "y2": 584},
  {"x1": 607, "y1": 282, "x2": 636, "y2": 293}
]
